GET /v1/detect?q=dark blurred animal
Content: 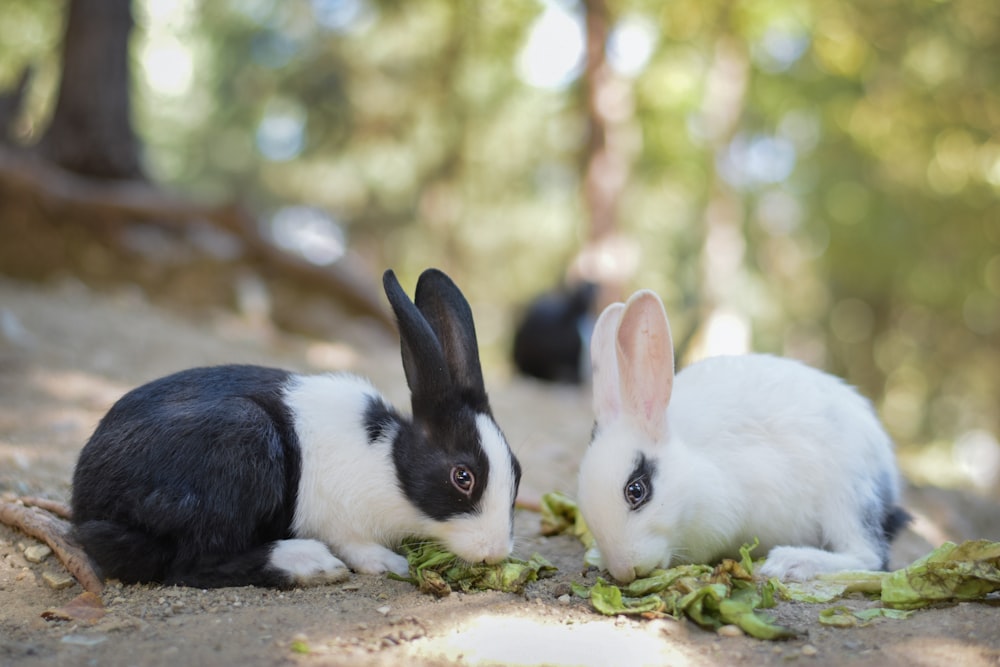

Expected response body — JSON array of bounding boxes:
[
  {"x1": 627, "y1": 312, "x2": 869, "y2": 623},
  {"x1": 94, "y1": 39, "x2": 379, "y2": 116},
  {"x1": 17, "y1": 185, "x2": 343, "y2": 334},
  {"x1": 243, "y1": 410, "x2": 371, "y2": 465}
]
[{"x1": 512, "y1": 281, "x2": 597, "y2": 384}]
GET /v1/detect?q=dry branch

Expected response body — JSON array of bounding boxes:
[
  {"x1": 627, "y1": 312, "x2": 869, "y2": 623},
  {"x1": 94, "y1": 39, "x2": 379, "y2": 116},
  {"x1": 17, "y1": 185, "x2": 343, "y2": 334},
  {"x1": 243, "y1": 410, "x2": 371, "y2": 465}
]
[
  {"x1": 18, "y1": 495, "x2": 74, "y2": 519},
  {"x1": 0, "y1": 496, "x2": 104, "y2": 594},
  {"x1": 0, "y1": 146, "x2": 396, "y2": 331}
]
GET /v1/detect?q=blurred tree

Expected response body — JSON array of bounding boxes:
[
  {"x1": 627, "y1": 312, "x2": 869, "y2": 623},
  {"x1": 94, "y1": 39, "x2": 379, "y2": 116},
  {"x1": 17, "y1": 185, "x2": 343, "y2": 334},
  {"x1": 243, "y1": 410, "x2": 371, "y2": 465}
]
[
  {"x1": 39, "y1": 0, "x2": 143, "y2": 179},
  {"x1": 0, "y1": 0, "x2": 395, "y2": 331},
  {"x1": 1, "y1": 0, "x2": 998, "y2": 480}
]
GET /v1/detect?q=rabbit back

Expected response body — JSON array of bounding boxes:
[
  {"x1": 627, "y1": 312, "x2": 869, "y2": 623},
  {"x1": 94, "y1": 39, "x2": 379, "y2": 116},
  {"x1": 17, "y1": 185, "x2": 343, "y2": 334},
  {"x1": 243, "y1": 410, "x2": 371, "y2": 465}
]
[
  {"x1": 71, "y1": 365, "x2": 315, "y2": 587},
  {"x1": 669, "y1": 354, "x2": 903, "y2": 565}
]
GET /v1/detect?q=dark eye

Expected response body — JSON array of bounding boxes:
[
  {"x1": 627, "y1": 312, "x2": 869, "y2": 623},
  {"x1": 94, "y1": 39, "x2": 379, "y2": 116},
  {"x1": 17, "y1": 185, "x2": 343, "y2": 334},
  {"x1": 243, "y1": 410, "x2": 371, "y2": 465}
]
[
  {"x1": 451, "y1": 465, "x2": 475, "y2": 496},
  {"x1": 624, "y1": 477, "x2": 649, "y2": 509}
]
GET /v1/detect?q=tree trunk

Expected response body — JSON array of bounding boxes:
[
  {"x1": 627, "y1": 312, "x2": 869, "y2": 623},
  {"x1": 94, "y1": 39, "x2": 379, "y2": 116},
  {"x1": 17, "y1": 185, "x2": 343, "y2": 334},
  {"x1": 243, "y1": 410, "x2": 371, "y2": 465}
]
[
  {"x1": 573, "y1": 0, "x2": 638, "y2": 307},
  {"x1": 39, "y1": 0, "x2": 143, "y2": 180},
  {"x1": 581, "y1": 0, "x2": 619, "y2": 242}
]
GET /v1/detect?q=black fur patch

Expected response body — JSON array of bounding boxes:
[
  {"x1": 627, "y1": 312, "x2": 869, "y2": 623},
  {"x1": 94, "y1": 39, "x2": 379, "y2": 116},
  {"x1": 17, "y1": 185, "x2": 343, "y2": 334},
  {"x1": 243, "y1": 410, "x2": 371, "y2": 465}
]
[
  {"x1": 70, "y1": 365, "x2": 302, "y2": 587},
  {"x1": 363, "y1": 394, "x2": 402, "y2": 444},
  {"x1": 392, "y1": 402, "x2": 493, "y2": 522},
  {"x1": 860, "y1": 470, "x2": 913, "y2": 570},
  {"x1": 882, "y1": 506, "x2": 912, "y2": 543}
]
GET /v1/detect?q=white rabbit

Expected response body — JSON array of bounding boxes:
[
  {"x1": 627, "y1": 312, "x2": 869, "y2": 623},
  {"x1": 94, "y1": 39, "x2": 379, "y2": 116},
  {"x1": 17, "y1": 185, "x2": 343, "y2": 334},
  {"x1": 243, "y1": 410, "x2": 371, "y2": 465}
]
[
  {"x1": 71, "y1": 269, "x2": 521, "y2": 588},
  {"x1": 577, "y1": 289, "x2": 909, "y2": 582}
]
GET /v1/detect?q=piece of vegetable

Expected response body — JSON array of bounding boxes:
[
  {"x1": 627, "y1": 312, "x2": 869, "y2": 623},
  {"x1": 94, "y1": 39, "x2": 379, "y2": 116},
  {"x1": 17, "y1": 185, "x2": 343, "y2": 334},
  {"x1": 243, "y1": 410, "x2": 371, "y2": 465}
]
[
  {"x1": 539, "y1": 490, "x2": 601, "y2": 566},
  {"x1": 575, "y1": 540, "x2": 797, "y2": 640},
  {"x1": 390, "y1": 539, "x2": 556, "y2": 597},
  {"x1": 881, "y1": 540, "x2": 1000, "y2": 609},
  {"x1": 538, "y1": 492, "x2": 1000, "y2": 638}
]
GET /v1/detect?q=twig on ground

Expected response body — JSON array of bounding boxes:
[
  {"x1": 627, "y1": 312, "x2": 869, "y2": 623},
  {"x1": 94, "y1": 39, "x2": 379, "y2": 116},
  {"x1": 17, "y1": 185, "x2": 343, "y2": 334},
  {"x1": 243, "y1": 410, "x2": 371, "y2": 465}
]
[{"x1": 0, "y1": 496, "x2": 104, "y2": 594}]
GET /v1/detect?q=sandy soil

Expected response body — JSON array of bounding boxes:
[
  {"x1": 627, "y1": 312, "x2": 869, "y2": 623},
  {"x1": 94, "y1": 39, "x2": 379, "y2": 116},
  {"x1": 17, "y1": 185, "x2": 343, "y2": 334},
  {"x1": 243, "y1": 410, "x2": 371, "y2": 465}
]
[{"x1": 1, "y1": 277, "x2": 999, "y2": 667}]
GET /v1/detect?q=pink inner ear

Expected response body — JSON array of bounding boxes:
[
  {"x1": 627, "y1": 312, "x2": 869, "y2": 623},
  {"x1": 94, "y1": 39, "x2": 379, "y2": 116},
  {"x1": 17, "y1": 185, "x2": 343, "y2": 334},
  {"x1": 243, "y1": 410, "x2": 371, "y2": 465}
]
[{"x1": 616, "y1": 291, "x2": 674, "y2": 440}]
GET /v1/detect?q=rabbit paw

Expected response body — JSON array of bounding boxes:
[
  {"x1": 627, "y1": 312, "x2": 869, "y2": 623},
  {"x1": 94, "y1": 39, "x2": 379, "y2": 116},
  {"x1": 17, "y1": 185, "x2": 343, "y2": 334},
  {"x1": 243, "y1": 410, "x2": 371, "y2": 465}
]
[
  {"x1": 759, "y1": 545, "x2": 873, "y2": 581},
  {"x1": 270, "y1": 539, "x2": 350, "y2": 584},
  {"x1": 339, "y1": 543, "x2": 411, "y2": 577}
]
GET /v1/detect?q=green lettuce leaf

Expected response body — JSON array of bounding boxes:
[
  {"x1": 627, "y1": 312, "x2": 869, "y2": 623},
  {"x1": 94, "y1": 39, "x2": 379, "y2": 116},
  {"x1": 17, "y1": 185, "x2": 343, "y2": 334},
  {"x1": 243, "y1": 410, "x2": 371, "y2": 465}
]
[
  {"x1": 575, "y1": 541, "x2": 798, "y2": 640},
  {"x1": 881, "y1": 540, "x2": 1000, "y2": 609},
  {"x1": 539, "y1": 492, "x2": 1000, "y2": 638},
  {"x1": 390, "y1": 539, "x2": 556, "y2": 597}
]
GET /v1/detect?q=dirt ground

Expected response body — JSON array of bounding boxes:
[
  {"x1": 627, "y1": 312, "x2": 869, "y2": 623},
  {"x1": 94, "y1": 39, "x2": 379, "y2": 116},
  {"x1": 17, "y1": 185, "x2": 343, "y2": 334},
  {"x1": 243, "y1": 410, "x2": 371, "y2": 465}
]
[{"x1": 1, "y1": 276, "x2": 999, "y2": 667}]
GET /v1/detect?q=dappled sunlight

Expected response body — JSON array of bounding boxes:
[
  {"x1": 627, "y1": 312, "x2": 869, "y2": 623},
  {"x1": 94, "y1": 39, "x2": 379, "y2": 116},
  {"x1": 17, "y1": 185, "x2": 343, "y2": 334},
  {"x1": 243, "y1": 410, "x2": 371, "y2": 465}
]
[
  {"x1": 891, "y1": 635, "x2": 1000, "y2": 667},
  {"x1": 517, "y1": 0, "x2": 585, "y2": 90},
  {"x1": 0, "y1": 367, "x2": 123, "y2": 492},
  {"x1": 415, "y1": 613, "x2": 707, "y2": 667},
  {"x1": 268, "y1": 206, "x2": 347, "y2": 266},
  {"x1": 305, "y1": 341, "x2": 362, "y2": 372},
  {"x1": 26, "y1": 368, "x2": 125, "y2": 409},
  {"x1": 696, "y1": 309, "x2": 751, "y2": 359}
]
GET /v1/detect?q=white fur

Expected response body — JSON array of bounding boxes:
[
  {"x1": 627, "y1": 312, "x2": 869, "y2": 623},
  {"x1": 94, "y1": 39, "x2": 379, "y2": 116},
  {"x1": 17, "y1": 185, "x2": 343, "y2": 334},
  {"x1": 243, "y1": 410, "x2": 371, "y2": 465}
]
[
  {"x1": 577, "y1": 291, "x2": 903, "y2": 583},
  {"x1": 286, "y1": 373, "x2": 426, "y2": 575},
  {"x1": 285, "y1": 374, "x2": 516, "y2": 573},
  {"x1": 426, "y1": 414, "x2": 518, "y2": 564},
  {"x1": 268, "y1": 538, "x2": 351, "y2": 584}
]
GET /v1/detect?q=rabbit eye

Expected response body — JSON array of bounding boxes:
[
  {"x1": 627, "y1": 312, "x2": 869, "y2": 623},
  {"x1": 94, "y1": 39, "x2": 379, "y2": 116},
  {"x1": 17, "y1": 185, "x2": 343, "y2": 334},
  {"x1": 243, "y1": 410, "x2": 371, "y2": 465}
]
[
  {"x1": 450, "y1": 465, "x2": 475, "y2": 496},
  {"x1": 624, "y1": 477, "x2": 649, "y2": 509}
]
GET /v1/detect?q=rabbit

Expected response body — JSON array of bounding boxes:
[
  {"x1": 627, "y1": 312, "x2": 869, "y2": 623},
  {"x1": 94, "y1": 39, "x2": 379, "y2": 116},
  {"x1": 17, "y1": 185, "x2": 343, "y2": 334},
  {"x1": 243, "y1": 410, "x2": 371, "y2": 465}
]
[
  {"x1": 512, "y1": 281, "x2": 597, "y2": 384},
  {"x1": 576, "y1": 289, "x2": 910, "y2": 583},
  {"x1": 70, "y1": 268, "x2": 522, "y2": 589}
]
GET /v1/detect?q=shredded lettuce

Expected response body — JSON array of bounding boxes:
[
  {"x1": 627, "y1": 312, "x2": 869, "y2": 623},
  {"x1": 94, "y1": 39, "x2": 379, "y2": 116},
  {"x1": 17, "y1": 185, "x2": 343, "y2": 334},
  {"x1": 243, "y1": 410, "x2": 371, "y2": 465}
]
[
  {"x1": 390, "y1": 539, "x2": 556, "y2": 596},
  {"x1": 539, "y1": 492, "x2": 1000, "y2": 639}
]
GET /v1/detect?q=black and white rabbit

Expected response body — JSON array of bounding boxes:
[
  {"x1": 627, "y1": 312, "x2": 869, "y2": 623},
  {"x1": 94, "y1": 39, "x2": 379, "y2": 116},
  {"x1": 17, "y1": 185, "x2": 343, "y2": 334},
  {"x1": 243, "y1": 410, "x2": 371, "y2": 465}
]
[
  {"x1": 577, "y1": 289, "x2": 910, "y2": 583},
  {"x1": 71, "y1": 268, "x2": 522, "y2": 589}
]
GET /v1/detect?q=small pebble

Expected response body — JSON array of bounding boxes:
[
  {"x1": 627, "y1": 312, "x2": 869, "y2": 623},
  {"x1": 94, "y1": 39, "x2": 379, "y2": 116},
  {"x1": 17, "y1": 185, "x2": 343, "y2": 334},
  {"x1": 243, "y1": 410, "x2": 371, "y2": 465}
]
[
  {"x1": 43, "y1": 571, "x2": 75, "y2": 590},
  {"x1": 717, "y1": 624, "x2": 744, "y2": 637},
  {"x1": 551, "y1": 582, "x2": 573, "y2": 597},
  {"x1": 557, "y1": 594, "x2": 571, "y2": 605},
  {"x1": 376, "y1": 605, "x2": 391, "y2": 616},
  {"x1": 24, "y1": 545, "x2": 52, "y2": 563},
  {"x1": 801, "y1": 644, "x2": 818, "y2": 656}
]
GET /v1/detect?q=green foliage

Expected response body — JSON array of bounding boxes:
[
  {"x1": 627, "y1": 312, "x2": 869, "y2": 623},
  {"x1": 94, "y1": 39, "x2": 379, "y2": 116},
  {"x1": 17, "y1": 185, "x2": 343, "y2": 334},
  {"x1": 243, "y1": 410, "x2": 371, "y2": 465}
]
[
  {"x1": 2, "y1": 0, "x2": 998, "y2": 466},
  {"x1": 572, "y1": 542, "x2": 798, "y2": 640},
  {"x1": 544, "y1": 492, "x2": 1000, "y2": 638},
  {"x1": 389, "y1": 538, "x2": 556, "y2": 596}
]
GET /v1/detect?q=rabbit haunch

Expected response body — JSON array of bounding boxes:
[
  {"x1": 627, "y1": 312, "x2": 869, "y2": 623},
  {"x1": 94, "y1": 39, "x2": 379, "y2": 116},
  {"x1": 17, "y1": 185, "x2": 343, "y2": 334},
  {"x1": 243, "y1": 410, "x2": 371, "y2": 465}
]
[{"x1": 577, "y1": 290, "x2": 909, "y2": 583}]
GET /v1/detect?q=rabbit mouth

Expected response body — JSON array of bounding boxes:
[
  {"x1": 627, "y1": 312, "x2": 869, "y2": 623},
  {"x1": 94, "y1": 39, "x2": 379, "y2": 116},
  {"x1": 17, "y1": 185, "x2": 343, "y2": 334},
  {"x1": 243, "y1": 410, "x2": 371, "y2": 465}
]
[{"x1": 608, "y1": 562, "x2": 638, "y2": 583}]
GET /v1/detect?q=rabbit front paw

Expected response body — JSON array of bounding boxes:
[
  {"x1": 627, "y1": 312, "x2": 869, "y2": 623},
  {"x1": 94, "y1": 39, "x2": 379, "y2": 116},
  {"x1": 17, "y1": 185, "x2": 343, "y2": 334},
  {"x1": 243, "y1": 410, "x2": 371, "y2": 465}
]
[
  {"x1": 758, "y1": 545, "x2": 877, "y2": 581},
  {"x1": 270, "y1": 539, "x2": 351, "y2": 584},
  {"x1": 339, "y1": 543, "x2": 411, "y2": 577}
]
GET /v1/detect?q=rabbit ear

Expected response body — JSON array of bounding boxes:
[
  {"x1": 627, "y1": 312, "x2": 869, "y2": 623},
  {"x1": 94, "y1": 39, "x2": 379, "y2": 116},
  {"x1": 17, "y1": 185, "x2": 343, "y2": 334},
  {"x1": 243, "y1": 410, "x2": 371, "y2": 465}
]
[
  {"x1": 591, "y1": 302, "x2": 625, "y2": 422},
  {"x1": 616, "y1": 290, "x2": 674, "y2": 440},
  {"x1": 383, "y1": 270, "x2": 452, "y2": 413},
  {"x1": 414, "y1": 269, "x2": 489, "y2": 410}
]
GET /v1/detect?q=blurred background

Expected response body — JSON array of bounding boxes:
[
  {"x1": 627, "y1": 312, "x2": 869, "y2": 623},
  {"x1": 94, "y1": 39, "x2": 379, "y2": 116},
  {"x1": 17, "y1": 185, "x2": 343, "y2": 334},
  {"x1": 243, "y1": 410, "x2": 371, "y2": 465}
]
[{"x1": 0, "y1": 0, "x2": 998, "y2": 497}]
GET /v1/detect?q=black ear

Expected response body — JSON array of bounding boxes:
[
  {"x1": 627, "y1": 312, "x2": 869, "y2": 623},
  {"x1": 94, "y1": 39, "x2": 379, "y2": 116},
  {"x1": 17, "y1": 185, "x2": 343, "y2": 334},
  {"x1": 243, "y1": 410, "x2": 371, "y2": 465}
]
[
  {"x1": 383, "y1": 270, "x2": 451, "y2": 410},
  {"x1": 413, "y1": 269, "x2": 488, "y2": 406}
]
